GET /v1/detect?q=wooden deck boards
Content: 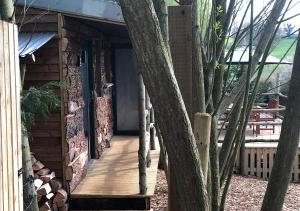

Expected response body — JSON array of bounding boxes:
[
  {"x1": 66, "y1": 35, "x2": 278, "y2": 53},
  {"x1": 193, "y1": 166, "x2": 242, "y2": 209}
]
[
  {"x1": 71, "y1": 136, "x2": 160, "y2": 198},
  {"x1": 219, "y1": 125, "x2": 282, "y2": 141}
]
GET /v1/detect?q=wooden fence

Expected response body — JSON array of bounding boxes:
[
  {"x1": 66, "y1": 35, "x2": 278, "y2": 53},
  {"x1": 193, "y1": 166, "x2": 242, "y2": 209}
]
[
  {"x1": 0, "y1": 20, "x2": 23, "y2": 210},
  {"x1": 233, "y1": 144, "x2": 300, "y2": 182}
]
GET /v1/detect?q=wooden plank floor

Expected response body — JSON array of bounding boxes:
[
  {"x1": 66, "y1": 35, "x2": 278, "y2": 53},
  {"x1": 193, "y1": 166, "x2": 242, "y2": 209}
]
[{"x1": 71, "y1": 136, "x2": 160, "y2": 199}]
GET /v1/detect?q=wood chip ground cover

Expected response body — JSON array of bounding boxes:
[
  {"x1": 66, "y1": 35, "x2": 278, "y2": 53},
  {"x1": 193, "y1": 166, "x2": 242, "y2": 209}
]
[{"x1": 151, "y1": 170, "x2": 300, "y2": 211}]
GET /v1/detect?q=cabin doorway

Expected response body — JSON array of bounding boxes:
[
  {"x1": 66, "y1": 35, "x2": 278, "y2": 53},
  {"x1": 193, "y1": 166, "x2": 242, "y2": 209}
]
[
  {"x1": 80, "y1": 41, "x2": 96, "y2": 159},
  {"x1": 113, "y1": 47, "x2": 139, "y2": 134}
]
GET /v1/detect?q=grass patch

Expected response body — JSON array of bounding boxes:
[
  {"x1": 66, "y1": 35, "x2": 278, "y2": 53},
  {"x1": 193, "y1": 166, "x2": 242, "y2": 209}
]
[{"x1": 270, "y1": 38, "x2": 297, "y2": 60}]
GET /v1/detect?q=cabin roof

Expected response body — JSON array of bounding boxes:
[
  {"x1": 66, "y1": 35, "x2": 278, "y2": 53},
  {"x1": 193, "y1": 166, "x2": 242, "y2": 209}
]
[
  {"x1": 226, "y1": 48, "x2": 292, "y2": 65},
  {"x1": 15, "y1": 0, "x2": 124, "y2": 25}
]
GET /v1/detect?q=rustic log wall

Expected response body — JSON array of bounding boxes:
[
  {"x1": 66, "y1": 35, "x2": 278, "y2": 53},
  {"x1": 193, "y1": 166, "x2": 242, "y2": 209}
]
[
  {"x1": 62, "y1": 17, "x2": 113, "y2": 192},
  {"x1": 17, "y1": 6, "x2": 115, "y2": 193}
]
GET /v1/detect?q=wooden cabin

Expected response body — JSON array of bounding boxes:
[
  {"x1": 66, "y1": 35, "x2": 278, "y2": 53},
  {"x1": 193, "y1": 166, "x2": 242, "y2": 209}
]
[{"x1": 15, "y1": 1, "x2": 161, "y2": 210}]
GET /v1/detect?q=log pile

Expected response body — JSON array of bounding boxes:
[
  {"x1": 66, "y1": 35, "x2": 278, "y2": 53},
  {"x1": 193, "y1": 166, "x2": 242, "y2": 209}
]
[{"x1": 31, "y1": 154, "x2": 69, "y2": 211}]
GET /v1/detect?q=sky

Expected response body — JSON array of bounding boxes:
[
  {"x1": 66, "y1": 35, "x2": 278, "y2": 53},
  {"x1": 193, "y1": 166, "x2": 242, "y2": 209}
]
[{"x1": 251, "y1": 0, "x2": 300, "y2": 28}]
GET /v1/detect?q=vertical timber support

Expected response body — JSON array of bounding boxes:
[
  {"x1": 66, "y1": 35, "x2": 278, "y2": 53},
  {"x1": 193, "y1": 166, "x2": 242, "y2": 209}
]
[
  {"x1": 168, "y1": 5, "x2": 193, "y2": 211},
  {"x1": 168, "y1": 5, "x2": 193, "y2": 120},
  {"x1": 239, "y1": 65, "x2": 247, "y2": 176},
  {"x1": 150, "y1": 107, "x2": 156, "y2": 150},
  {"x1": 194, "y1": 113, "x2": 212, "y2": 184},
  {"x1": 0, "y1": 20, "x2": 23, "y2": 211},
  {"x1": 145, "y1": 92, "x2": 151, "y2": 167},
  {"x1": 138, "y1": 73, "x2": 147, "y2": 194}
]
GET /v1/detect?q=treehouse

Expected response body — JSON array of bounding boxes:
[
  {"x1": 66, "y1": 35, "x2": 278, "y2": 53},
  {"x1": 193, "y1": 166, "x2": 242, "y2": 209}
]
[{"x1": 16, "y1": 0, "x2": 161, "y2": 210}]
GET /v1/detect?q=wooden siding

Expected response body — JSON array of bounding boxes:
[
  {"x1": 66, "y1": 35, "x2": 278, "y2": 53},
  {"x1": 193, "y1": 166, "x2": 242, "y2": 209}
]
[
  {"x1": 0, "y1": 20, "x2": 23, "y2": 211},
  {"x1": 16, "y1": 7, "x2": 58, "y2": 32},
  {"x1": 23, "y1": 38, "x2": 63, "y2": 178},
  {"x1": 16, "y1": 7, "x2": 64, "y2": 178}
]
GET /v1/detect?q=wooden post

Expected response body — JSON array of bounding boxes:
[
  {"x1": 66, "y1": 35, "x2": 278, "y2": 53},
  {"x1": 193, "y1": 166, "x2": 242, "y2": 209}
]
[
  {"x1": 193, "y1": 113, "x2": 211, "y2": 183},
  {"x1": 138, "y1": 73, "x2": 147, "y2": 194},
  {"x1": 168, "y1": 6, "x2": 193, "y2": 211},
  {"x1": 0, "y1": 20, "x2": 23, "y2": 210},
  {"x1": 239, "y1": 138, "x2": 246, "y2": 175},
  {"x1": 145, "y1": 91, "x2": 151, "y2": 167},
  {"x1": 150, "y1": 107, "x2": 156, "y2": 150}
]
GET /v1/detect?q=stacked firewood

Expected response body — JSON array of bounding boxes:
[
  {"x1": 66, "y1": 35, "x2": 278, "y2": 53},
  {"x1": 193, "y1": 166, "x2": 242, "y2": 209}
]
[{"x1": 31, "y1": 154, "x2": 69, "y2": 211}]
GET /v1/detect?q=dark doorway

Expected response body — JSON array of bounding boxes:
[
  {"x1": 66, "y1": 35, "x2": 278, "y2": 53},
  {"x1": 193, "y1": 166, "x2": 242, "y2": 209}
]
[
  {"x1": 113, "y1": 47, "x2": 139, "y2": 134},
  {"x1": 80, "y1": 41, "x2": 96, "y2": 159}
]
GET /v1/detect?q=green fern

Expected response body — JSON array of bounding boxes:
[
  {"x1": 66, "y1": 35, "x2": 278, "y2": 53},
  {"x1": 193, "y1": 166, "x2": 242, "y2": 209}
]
[{"x1": 21, "y1": 81, "x2": 65, "y2": 134}]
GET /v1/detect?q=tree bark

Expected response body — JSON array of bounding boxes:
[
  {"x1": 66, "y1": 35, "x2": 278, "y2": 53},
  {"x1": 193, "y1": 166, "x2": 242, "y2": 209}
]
[
  {"x1": 145, "y1": 91, "x2": 152, "y2": 167},
  {"x1": 217, "y1": 0, "x2": 287, "y2": 115},
  {"x1": 119, "y1": 1, "x2": 208, "y2": 210},
  {"x1": 0, "y1": 0, "x2": 14, "y2": 22},
  {"x1": 22, "y1": 130, "x2": 39, "y2": 211},
  {"x1": 138, "y1": 74, "x2": 147, "y2": 194},
  {"x1": 150, "y1": 107, "x2": 156, "y2": 150},
  {"x1": 191, "y1": 0, "x2": 206, "y2": 114},
  {"x1": 261, "y1": 33, "x2": 300, "y2": 211}
]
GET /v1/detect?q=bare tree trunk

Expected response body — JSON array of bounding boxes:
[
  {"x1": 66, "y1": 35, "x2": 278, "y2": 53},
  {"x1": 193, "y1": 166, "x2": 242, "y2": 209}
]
[
  {"x1": 145, "y1": 92, "x2": 152, "y2": 167},
  {"x1": 138, "y1": 73, "x2": 147, "y2": 194},
  {"x1": 217, "y1": 0, "x2": 287, "y2": 115},
  {"x1": 191, "y1": 0, "x2": 206, "y2": 114},
  {"x1": 0, "y1": 0, "x2": 14, "y2": 21},
  {"x1": 150, "y1": 107, "x2": 156, "y2": 150},
  {"x1": 22, "y1": 131, "x2": 39, "y2": 211},
  {"x1": 261, "y1": 33, "x2": 300, "y2": 211},
  {"x1": 119, "y1": 1, "x2": 208, "y2": 210}
]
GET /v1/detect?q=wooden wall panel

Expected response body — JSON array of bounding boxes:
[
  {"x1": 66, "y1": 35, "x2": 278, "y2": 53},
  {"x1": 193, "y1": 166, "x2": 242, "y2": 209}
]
[
  {"x1": 18, "y1": 8, "x2": 64, "y2": 179},
  {"x1": 168, "y1": 6, "x2": 193, "y2": 118},
  {"x1": 0, "y1": 20, "x2": 23, "y2": 211}
]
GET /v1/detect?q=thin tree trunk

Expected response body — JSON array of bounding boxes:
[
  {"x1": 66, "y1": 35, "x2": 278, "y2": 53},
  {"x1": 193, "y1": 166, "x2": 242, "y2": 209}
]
[
  {"x1": 261, "y1": 33, "x2": 300, "y2": 211},
  {"x1": 0, "y1": 0, "x2": 14, "y2": 21},
  {"x1": 157, "y1": 127, "x2": 168, "y2": 175},
  {"x1": 150, "y1": 107, "x2": 156, "y2": 150},
  {"x1": 138, "y1": 73, "x2": 147, "y2": 194},
  {"x1": 22, "y1": 130, "x2": 39, "y2": 211},
  {"x1": 119, "y1": 1, "x2": 208, "y2": 210},
  {"x1": 217, "y1": 0, "x2": 287, "y2": 115},
  {"x1": 219, "y1": 96, "x2": 243, "y2": 180},
  {"x1": 209, "y1": 116, "x2": 220, "y2": 210},
  {"x1": 191, "y1": 0, "x2": 206, "y2": 114},
  {"x1": 145, "y1": 91, "x2": 152, "y2": 167}
]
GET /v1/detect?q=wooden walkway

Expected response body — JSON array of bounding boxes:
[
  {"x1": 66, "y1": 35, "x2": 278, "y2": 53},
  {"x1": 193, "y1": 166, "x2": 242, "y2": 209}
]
[{"x1": 70, "y1": 136, "x2": 160, "y2": 210}]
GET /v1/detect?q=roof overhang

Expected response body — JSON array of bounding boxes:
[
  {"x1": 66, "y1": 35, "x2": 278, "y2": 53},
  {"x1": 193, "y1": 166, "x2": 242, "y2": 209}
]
[
  {"x1": 15, "y1": 0, "x2": 125, "y2": 25},
  {"x1": 226, "y1": 48, "x2": 293, "y2": 65}
]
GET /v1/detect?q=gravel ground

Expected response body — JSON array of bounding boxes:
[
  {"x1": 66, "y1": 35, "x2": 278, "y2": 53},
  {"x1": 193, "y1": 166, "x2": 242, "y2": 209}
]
[{"x1": 151, "y1": 170, "x2": 300, "y2": 211}]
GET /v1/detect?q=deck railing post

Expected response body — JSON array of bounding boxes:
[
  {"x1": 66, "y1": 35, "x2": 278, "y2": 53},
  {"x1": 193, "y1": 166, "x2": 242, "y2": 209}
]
[
  {"x1": 138, "y1": 73, "x2": 147, "y2": 194},
  {"x1": 145, "y1": 92, "x2": 152, "y2": 167},
  {"x1": 150, "y1": 107, "x2": 156, "y2": 150}
]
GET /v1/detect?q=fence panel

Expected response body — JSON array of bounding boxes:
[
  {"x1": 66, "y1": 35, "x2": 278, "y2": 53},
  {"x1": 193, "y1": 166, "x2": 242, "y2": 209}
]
[
  {"x1": 240, "y1": 146, "x2": 300, "y2": 182},
  {"x1": 0, "y1": 20, "x2": 23, "y2": 211}
]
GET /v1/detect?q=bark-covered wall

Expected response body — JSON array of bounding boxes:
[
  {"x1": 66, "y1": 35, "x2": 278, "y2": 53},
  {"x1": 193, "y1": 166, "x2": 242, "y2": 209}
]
[{"x1": 61, "y1": 17, "x2": 113, "y2": 192}]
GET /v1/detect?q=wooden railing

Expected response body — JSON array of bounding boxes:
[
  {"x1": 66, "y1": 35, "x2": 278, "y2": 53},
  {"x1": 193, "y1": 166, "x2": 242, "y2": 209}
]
[{"x1": 233, "y1": 144, "x2": 300, "y2": 182}]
